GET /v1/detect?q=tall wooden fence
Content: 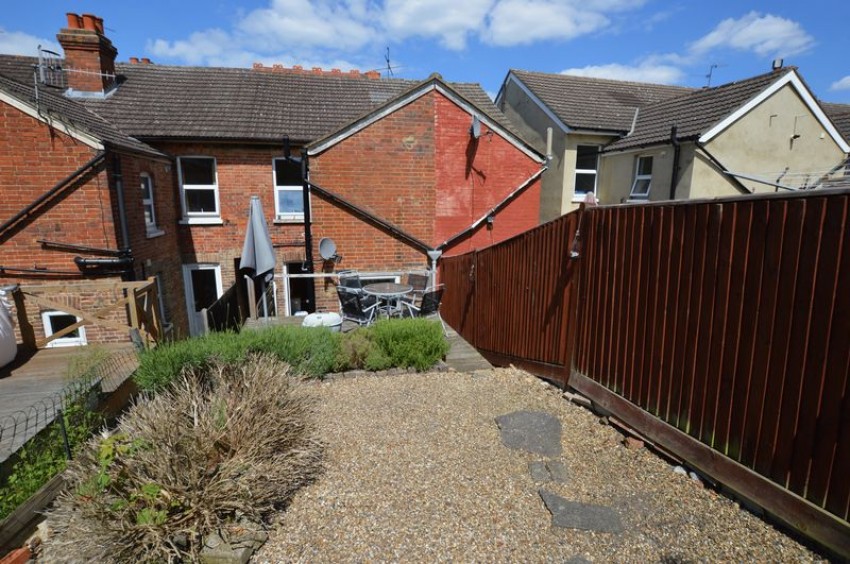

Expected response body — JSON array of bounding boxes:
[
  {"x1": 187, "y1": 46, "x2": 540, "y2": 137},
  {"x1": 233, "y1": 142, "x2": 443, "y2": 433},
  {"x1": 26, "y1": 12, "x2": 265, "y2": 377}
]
[{"x1": 440, "y1": 189, "x2": 850, "y2": 557}]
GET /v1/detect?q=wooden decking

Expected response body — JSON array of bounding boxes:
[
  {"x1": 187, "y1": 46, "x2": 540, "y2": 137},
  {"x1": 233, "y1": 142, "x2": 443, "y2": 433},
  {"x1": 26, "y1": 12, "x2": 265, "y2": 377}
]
[
  {"x1": 0, "y1": 343, "x2": 136, "y2": 462},
  {"x1": 244, "y1": 316, "x2": 492, "y2": 373}
]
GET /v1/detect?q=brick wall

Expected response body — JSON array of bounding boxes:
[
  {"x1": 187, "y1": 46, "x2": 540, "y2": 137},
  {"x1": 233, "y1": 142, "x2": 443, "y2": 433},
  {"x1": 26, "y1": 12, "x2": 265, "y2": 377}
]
[
  {"x1": 432, "y1": 95, "x2": 541, "y2": 256},
  {"x1": 0, "y1": 98, "x2": 186, "y2": 343}
]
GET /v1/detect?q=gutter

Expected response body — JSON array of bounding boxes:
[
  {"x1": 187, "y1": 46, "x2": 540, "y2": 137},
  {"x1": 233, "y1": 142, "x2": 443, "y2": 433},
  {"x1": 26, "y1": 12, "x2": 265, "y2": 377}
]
[
  {"x1": 438, "y1": 166, "x2": 547, "y2": 251},
  {"x1": 0, "y1": 151, "x2": 106, "y2": 241}
]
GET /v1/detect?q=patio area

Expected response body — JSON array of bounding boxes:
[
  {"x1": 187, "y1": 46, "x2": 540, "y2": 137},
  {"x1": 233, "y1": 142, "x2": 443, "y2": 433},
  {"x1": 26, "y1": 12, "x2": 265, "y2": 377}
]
[{"x1": 254, "y1": 367, "x2": 822, "y2": 562}]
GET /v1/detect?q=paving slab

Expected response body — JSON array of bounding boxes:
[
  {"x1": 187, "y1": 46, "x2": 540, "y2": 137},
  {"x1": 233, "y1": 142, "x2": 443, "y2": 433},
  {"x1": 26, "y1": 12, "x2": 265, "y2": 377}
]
[
  {"x1": 495, "y1": 410, "x2": 562, "y2": 457},
  {"x1": 539, "y1": 489, "x2": 623, "y2": 533}
]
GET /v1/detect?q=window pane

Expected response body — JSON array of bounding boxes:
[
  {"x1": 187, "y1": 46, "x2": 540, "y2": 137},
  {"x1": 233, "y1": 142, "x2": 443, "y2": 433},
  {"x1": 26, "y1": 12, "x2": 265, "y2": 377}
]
[
  {"x1": 144, "y1": 203, "x2": 155, "y2": 226},
  {"x1": 575, "y1": 173, "x2": 596, "y2": 193},
  {"x1": 181, "y1": 158, "x2": 215, "y2": 185},
  {"x1": 140, "y1": 175, "x2": 152, "y2": 199},
  {"x1": 190, "y1": 269, "x2": 218, "y2": 311},
  {"x1": 638, "y1": 156, "x2": 653, "y2": 176},
  {"x1": 275, "y1": 159, "x2": 302, "y2": 186},
  {"x1": 576, "y1": 146, "x2": 598, "y2": 171},
  {"x1": 632, "y1": 178, "x2": 651, "y2": 195},
  {"x1": 48, "y1": 314, "x2": 80, "y2": 338},
  {"x1": 277, "y1": 189, "x2": 304, "y2": 214},
  {"x1": 186, "y1": 188, "x2": 217, "y2": 213}
]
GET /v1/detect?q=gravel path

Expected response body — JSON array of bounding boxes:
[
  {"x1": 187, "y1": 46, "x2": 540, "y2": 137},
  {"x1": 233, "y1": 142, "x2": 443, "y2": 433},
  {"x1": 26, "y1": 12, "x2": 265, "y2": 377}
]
[{"x1": 255, "y1": 368, "x2": 823, "y2": 562}]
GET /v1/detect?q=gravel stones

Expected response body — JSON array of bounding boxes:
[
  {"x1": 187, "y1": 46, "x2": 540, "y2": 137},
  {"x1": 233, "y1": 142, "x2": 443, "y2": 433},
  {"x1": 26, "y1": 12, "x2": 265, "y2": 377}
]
[{"x1": 254, "y1": 368, "x2": 825, "y2": 562}]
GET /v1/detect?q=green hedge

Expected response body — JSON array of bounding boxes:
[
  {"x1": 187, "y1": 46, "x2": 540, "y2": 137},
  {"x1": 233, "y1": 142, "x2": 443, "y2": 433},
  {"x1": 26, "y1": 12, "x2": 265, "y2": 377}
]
[{"x1": 134, "y1": 319, "x2": 449, "y2": 393}]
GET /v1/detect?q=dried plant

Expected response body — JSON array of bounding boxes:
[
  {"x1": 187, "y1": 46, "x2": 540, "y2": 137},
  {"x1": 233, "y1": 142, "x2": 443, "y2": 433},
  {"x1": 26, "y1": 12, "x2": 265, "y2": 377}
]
[{"x1": 43, "y1": 354, "x2": 323, "y2": 562}]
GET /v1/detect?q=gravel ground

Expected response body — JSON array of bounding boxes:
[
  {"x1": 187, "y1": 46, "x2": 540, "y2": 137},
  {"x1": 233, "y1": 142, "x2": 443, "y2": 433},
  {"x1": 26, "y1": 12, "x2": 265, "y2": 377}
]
[{"x1": 255, "y1": 368, "x2": 824, "y2": 562}]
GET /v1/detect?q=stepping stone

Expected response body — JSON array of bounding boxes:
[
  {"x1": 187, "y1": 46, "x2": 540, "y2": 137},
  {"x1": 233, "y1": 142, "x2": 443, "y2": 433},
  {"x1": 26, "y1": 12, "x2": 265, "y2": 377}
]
[
  {"x1": 528, "y1": 460, "x2": 569, "y2": 483},
  {"x1": 495, "y1": 411, "x2": 562, "y2": 457},
  {"x1": 539, "y1": 489, "x2": 623, "y2": 533},
  {"x1": 565, "y1": 557, "x2": 591, "y2": 564}
]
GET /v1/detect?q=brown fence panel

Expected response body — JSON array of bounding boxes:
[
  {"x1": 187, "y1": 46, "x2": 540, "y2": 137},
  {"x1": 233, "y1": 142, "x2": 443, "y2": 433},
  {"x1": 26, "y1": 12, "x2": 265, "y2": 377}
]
[
  {"x1": 440, "y1": 210, "x2": 581, "y2": 385},
  {"x1": 441, "y1": 189, "x2": 850, "y2": 556},
  {"x1": 573, "y1": 192, "x2": 850, "y2": 556}
]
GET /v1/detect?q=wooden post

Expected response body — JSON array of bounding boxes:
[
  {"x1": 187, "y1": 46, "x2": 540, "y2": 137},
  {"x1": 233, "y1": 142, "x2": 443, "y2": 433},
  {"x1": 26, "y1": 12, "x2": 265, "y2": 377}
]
[{"x1": 201, "y1": 308, "x2": 210, "y2": 334}]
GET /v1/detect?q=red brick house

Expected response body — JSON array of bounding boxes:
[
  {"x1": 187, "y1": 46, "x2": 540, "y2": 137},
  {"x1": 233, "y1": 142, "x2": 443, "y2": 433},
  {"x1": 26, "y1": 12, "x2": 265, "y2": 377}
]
[{"x1": 0, "y1": 13, "x2": 543, "y2": 341}]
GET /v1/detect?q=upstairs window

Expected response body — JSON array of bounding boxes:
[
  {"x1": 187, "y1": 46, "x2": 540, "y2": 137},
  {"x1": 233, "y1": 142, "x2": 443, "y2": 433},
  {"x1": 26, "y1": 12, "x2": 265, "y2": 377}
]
[
  {"x1": 178, "y1": 157, "x2": 219, "y2": 218},
  {"x1": 140, "y1": 173, "x2": 159, "y2": 234},
  {"x1": 629, "y1": 156, "x2": 653, "y2": 200},
  {"x1": 273, "y1": 158, "x2": 304, "y2": 221},
  {"x1": 574, "y1": 145, "x2": 599, "y2": 200}
]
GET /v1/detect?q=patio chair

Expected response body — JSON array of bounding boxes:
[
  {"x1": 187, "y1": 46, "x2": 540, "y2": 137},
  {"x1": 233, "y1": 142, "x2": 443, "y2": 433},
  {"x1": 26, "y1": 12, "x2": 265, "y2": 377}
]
[
  {"x1": 338, "y1": 270, "x2": 362, "y2": 290},
  {"x1": 401, "y1": 284, "x2": 446, "y2": 333},
  {"x1": 406, "y1": 272, "x2": 430, "y2": 304},
  {"x1": 337, "y1": 286, "x2": 377, "y2": 326}
]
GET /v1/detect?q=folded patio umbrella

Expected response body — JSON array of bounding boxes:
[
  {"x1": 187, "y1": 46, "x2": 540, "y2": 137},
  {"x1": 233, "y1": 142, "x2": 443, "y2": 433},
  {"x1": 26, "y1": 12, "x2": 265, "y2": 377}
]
[{"x1": 239, "y1": 196, "x2": 276, "y2": 277}]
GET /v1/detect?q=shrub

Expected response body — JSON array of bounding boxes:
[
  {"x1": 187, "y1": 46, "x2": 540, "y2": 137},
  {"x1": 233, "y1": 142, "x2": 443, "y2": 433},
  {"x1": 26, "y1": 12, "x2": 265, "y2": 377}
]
[
  {"x1": 43, "y1": 355, "x2": 323, "y2": 563},
  {"x1": 369, "y1": 318, "x2": 449, "y2": 371}
]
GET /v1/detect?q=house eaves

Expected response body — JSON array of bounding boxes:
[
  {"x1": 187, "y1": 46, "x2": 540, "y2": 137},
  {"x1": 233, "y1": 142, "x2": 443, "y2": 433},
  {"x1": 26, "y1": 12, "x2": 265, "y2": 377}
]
[
  {"x1": 700, "y1": 70, "x2": 850, "y2": 153},
  {"x1": 308, "y1": 75, "x2": 545, "y2": 163},
  {"x1": 496, "y1": 71, "x2": 572, "y2": 134}
]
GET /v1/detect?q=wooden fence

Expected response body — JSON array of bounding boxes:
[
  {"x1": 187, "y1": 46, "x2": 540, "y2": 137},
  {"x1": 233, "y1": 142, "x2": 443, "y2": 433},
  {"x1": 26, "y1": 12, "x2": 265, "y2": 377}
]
[{"x1": 440, "y1": 189, "x2": 850, "y2": 557}]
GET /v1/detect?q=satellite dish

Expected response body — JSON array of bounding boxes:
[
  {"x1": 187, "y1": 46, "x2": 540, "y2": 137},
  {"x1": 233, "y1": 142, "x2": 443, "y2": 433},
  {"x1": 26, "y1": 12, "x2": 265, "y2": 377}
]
[
  {"x1": 319, "y1": 237, "x2": 340, "y2": 262},
  {"x1": 470, "y1": 115, "x2": 481, "y2": 139}
]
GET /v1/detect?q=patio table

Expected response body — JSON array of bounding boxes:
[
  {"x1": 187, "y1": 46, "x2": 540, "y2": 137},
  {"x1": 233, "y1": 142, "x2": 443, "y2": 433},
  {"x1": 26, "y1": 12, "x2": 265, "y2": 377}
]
[{"x1": 362, "y1": 282, "x2": 413, "y2": 318}]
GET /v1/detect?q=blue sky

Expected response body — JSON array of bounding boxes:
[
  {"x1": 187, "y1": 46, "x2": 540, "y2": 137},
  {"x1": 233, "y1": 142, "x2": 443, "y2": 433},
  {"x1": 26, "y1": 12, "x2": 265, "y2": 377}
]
[{"x1": 1, "y1": 1, "x2": 848, "y2": 102}]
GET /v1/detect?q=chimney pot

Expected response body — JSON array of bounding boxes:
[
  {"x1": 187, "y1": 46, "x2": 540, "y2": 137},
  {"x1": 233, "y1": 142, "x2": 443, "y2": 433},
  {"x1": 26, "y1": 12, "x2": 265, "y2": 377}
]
[
  {"x1": 252, "y1": 62, "x2": 263, "y2": 69},
  {"x1": 349, "y1": 69, "x2": 360, "y2": 76},
  {"x1": 273, "y1": 64, "x2": 283, "y2": 71},
  {"x1": 331, "y1": 68, "x2": 341, "y2": 74},
  {"x1": 129, "y1": 57, "x2": 139, "y2": 64},
  {"x1": 94, "y1": 17, "x2": 104, "y2": 34},
  {"x1": 81, "y1": 14, "x2": 98, "y2": 32},
  {"x1": 312, "y1": 67, "x2": 322, "y2": 74},
  {"x1": 364, "y1": 70, "x2": 381, "y2": 79},
  {"x1": 141, "y1": 58, "x2": 151, "y2": 65},
  {"x1": 65, "y1": 13, "x2": 82, "y2": 29},
  {"x1": 292, "y1": 65, "x2": 303, "y2": 72}
]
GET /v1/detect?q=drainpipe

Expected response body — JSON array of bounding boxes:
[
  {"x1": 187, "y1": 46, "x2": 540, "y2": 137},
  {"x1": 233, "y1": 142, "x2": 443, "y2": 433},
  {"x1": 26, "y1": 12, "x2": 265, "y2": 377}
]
[
  {"x1": 110, "y1": 155, "x2": 136, "y2": 280},
  {"x1": 669, "y1": 125, "x2": 680, "y2": 200},
  {"x1": 300, "y1": 147, "x2": 316, "y2": 312},
  {"x1": 111, "y1": 155, "x2": 131, "y2": 252}
]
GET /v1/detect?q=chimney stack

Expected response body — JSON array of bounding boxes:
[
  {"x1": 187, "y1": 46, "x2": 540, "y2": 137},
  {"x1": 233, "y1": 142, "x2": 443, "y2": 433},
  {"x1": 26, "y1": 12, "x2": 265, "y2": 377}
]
[{"x1": 57, "y1": 12, "x2": 117, "y2": 95}]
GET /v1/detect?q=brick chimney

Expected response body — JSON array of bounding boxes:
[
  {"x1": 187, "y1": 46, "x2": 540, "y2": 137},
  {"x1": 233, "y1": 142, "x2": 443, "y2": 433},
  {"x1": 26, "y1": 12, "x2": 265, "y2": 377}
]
[{"x1": 57, "y1": 13, "x2": 117, "y2": 95}]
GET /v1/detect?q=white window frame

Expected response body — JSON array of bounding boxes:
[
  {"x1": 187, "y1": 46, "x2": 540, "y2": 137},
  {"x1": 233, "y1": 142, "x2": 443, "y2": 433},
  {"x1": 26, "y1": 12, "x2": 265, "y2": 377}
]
[
  {"x1": 178, "y1": 156, "x2": 221, "y2": 223},
  {"x1": 42, "y1": 310, "x2": 87, "y2": 348},
  {"x1": 573, "y1": 145, "x2": 600, "y2": 202},
  {"x1": 273, "y1": 157, "x2": 305, "y2": 222},
  {"x1": 140, "y1": 172, "x2": 164, "y2": 237},
  {"x1": 629, "y1": 156, "x2": 653, "y2": 200}
]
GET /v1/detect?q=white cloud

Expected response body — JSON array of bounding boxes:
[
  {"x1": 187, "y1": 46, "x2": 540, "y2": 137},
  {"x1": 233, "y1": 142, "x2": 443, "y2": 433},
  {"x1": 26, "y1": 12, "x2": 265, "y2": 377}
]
[
  {"x1": 830, "y1": 76, "x2": 850, "y2": 91},
  {"x1": 0, "y1": 28, "x2": 61, "y2": 57},
  {"x1": 238, "y1": 0, "x2": 378, "y2": 51},
  {"x1": 561, "y1": 62, "x2": 684, "y2": 84},
  {"x1": 383, "y1": 0, "x2": 493, "y2": 50},
  {"x1": 690, "y1": 12, "x2": 814, "y2": 58},
  {"x1": 483, "y1": 0, "x2": 611, "y2": 46}
]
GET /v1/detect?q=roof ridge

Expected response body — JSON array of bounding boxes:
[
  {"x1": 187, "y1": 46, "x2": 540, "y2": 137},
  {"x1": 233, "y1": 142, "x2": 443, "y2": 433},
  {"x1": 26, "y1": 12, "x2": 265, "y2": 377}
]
[{"x1": 511, "y1": 68, "x2": 695, "y2": 90}]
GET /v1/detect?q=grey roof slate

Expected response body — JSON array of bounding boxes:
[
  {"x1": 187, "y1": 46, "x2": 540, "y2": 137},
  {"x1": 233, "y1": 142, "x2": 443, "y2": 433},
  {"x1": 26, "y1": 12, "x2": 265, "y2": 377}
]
[
  {"x1": 0, "y1": 55, "x2": 521, "y2": 147},
  {"x1": 0, "y1": 72, "x2": 164, "y2": 158},
  {"x1": 605, "y1": 69, "x2": 792, "y2": 152},
  {"x1": 822, "y1": 102, "x2": 850, "y2": 144},
  {"x1": 508, "y1": 69, "x2": 693, "y2": 133}
]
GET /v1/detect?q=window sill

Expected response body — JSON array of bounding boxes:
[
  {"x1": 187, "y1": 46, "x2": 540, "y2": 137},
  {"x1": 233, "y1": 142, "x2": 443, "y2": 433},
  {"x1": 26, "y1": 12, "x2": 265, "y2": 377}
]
[
  {"x1": 572, "y1": 193, "x2": 594, "y2": 203},
  {"x1": 179, "y1": 217, "x2": 224, "y2": 225},
  {"x1": 273, "y1": 217, "x2": 306, "y2": 225},
  {"x1": 146, "y1": 228, "x2": 166, "y2": 239}
]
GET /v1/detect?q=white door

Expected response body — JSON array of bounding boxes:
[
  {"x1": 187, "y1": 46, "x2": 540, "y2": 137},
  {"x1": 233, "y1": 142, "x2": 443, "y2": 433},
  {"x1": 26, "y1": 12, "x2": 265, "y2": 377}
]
[{"x1": 182, "y1": 264, "x2": 223, "y2": 336}]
